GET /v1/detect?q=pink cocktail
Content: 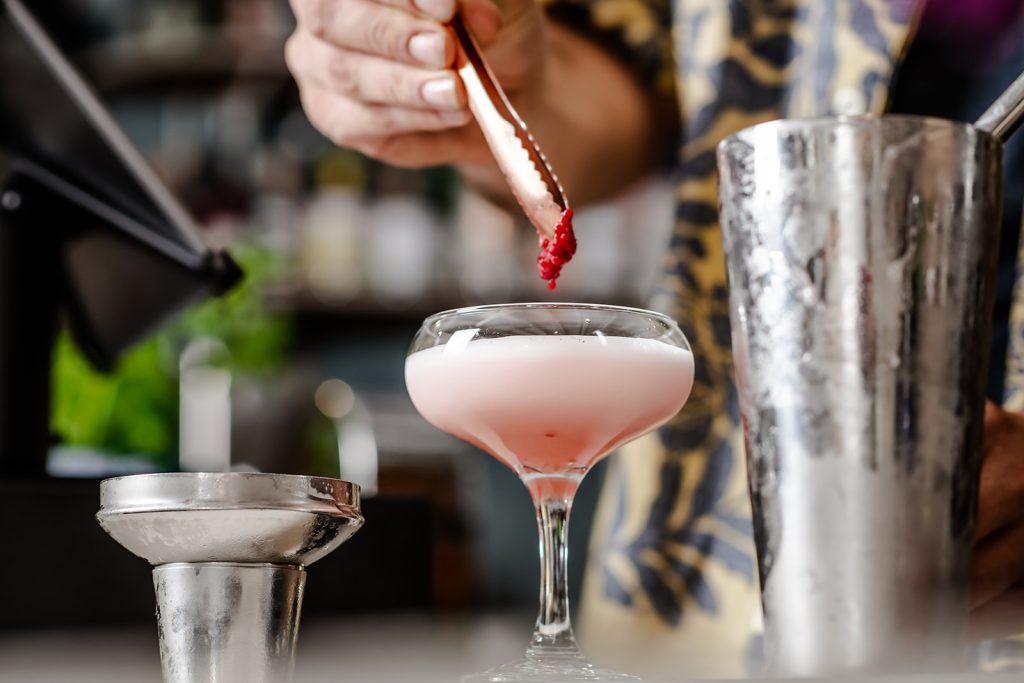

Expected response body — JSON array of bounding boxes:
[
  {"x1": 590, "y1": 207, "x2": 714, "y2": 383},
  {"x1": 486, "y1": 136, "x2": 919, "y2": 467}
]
[{"x1": 406, "y1": 303, "x2": 694, "y2": 682}]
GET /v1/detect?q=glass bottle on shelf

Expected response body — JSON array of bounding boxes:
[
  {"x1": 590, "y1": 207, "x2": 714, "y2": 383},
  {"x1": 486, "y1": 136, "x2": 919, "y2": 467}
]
[
  {"x1": 300, "y1": 149, "x2": 367, "y2": 304},
  {"x1": 365, "y1": 166, "x2": 441, "y2": 307}
]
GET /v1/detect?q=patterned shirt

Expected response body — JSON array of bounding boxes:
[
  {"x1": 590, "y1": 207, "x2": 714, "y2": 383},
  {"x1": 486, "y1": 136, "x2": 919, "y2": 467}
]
[{"x1": 539, "y1": 1, "x2": 1024, "y2": 678}]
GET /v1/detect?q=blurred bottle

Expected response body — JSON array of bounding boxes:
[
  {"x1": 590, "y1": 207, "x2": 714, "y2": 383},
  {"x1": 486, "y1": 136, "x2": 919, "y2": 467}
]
[
  {"x1": 315, "y1": 379, "x2": 378, "y2": 497},
  {"x1": 515, "y1": 179, "x2": 674, "y2": 302},
  {"x1": 179, "y1": 337, "x2": 232, "y2": 473},
  {"x1": 250, "y1": 145, "x2": 304, "y2": 260},
  {"x1": 453, "y1": 188, "x2": 521, "y2": 301},
  {"x1": 365, "y1": 167, "x2": 441, "y2": 306},
  {"x1": 300, "y1": 150, "x2": 367, "y2": 304},
  {"x1": 137, "y1": 1, "x2": 204, "y2": 55},
  {"x1": 559, "y1": 202, "x2": 627, "y2": 300},
  {"x1": 619, "y1": 178, "x2": 676, "y2": 302},
  {"x1": 155, "y1": 98, "x2": 205, "y2": 192}
]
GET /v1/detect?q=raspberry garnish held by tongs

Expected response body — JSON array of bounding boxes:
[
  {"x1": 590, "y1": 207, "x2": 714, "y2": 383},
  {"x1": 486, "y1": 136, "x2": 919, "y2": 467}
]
[{"x1": 451, "y1": 13, "x2": 576, "y2": 290}]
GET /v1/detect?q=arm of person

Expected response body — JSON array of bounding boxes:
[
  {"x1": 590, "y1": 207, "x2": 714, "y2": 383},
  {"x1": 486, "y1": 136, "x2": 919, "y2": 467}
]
[
  {"x1": 967, "y1": 400, "x2": 1024, "y2": 640},
  {"x1": 285, "y1": 0, "x2": 675, "y2": 208}
]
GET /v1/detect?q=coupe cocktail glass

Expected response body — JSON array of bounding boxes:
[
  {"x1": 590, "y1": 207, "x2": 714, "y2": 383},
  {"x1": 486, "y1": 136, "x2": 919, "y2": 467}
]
[{"x1": 406, "y1": 303, "x2": 694, "y2": 682}]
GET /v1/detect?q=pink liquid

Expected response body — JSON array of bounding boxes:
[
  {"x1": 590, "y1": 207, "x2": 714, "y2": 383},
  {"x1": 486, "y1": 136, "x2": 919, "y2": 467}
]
[{"x1": 406, "y1": 335, "x2": 694, "y2": 494}]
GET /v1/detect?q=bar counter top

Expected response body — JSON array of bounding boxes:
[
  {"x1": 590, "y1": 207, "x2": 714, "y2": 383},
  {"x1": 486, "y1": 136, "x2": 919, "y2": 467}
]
[{"x1": 0, "y1": 612, "x2": 1018, "y2": 683}]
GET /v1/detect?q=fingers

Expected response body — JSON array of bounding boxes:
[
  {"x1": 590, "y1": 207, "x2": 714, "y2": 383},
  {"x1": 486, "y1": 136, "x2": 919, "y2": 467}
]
[
  {"x1": 285, "y1": 0, "x2": 512, "y2": 167},
  {"x1": 386, "y1": 0, "x2": 455, "y2": 21},
  {"x1": 967, "y1": 585, "x2": 1024, "y2": 642},
  {"x1": 286, "y1": 33, "x2": 466, "y2": 110},
  {"x1": 299, "y1": 0, "x2": 455, "y2": 22},
  {"x1": 369, "y1": 126, "x2": 492, "y2": 168},
  {"x1": 293, "y1": 0, "x2": 454, "y2": 67},
  {"x1": 299, "y1": 84, "x2": 471, "y2": 150},
  {"x1": 970, "y1": 520, "x2": 1024, "y2": 608}
]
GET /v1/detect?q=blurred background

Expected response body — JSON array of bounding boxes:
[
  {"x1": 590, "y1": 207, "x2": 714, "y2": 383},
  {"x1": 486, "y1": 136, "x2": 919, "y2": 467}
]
[{"x1": 0, "y1": 0, "x2": 674, "y2": 642}]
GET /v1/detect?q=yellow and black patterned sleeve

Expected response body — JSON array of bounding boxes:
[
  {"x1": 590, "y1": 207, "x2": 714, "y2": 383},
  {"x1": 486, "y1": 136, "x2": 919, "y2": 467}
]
[{"x1": 540, "y1": 0, "x2": 676, "y2": 94}]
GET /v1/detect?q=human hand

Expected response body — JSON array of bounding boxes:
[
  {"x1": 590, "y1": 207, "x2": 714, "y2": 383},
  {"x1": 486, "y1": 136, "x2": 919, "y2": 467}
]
[
  {"x1": 285, "y1": 0, "x2": 547, "y2": 167},
  {"x1": 968, "y1": 401, "x2": 1024, "y2": 640}
]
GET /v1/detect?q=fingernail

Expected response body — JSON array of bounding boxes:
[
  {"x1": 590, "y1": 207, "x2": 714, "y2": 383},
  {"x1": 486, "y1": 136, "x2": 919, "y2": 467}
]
[
  {"x1": 413, "y1": 0, "x2": 454, "y2": 22},
  {"x1": 408, "y1": 32, "x2": 446, "y2": 68},
  {"x1": 421, "y1": 78, "x2": 459, "y2": 108}
]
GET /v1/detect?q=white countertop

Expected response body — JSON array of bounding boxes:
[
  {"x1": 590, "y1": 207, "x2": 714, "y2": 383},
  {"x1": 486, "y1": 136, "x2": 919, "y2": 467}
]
[
  {"x1": 0, "y1": 613, "x2": 1018, "y2": 683},
  {"x1": 0, "y1": 612, "x2": 526, "y2": 683}
]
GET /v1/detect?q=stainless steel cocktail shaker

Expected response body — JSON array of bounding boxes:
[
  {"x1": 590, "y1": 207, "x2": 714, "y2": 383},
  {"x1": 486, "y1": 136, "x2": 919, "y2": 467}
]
[
  {"x1": 98, "y1": 472, "x2": 363, "y2": 683},
  {"x1": 718, "y1": 116, "x2": 1003, "y2": 676}
]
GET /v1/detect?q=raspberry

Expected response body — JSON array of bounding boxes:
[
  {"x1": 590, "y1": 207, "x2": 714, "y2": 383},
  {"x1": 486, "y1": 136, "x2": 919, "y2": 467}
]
[{"x1": 536, "y1": 208, "x2": 576, "y2": 290}]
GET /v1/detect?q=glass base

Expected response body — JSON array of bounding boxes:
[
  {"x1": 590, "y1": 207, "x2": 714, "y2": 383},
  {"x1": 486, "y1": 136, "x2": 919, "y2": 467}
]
[{"x1": 461, "y1": 646, "x2": 639, "y2": 682}]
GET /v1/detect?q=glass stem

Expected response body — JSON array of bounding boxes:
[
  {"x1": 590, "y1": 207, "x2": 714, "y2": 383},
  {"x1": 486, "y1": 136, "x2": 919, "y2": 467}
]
[{"x1": 530, "y1": 491, "x2": 579, "y2": 652}]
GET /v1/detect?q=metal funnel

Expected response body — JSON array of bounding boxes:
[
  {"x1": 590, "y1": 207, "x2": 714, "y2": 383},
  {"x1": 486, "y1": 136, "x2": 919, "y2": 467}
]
[{"x1": 97, "y1": 472, "x2": 363, "y2": 683}]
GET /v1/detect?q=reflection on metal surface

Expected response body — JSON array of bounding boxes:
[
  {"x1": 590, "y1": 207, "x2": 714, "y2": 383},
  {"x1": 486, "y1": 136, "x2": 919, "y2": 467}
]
[
  {"x1": 975, "y1": 70, "x2": 1024, "y2": 143},
  {"x1": 98, "y1": 472, "x2": 362, "y2": 566},
  {"x1": 719, "y1": 116, "x2": 1003, "y2": 676},
  {"x1": 154, "y1": 563, "x2": 304, "y2": 683}
]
